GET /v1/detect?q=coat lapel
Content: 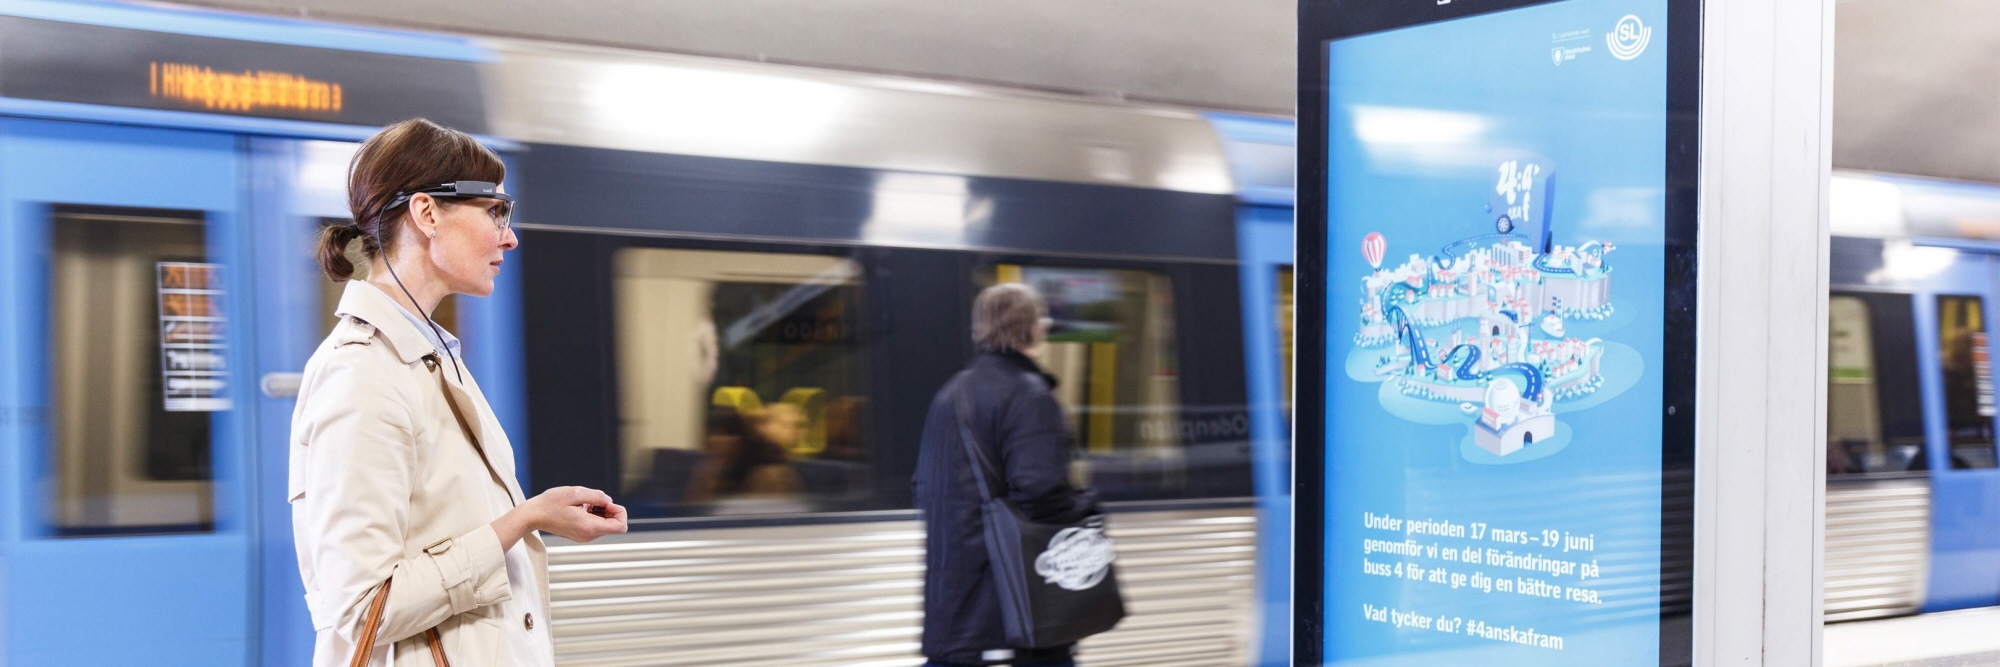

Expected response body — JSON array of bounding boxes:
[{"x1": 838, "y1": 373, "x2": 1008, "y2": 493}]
[{"x1": 436, "y1": 369, "x2": 522, "y2": 505}]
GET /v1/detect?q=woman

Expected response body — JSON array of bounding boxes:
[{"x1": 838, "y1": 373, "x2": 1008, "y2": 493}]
[
  {"x1": 914, "y1": 283, "x2": 1101, "y2": 667},
  {"x1": 290, "y1": 118, "x2": 628, "y2": 667}
]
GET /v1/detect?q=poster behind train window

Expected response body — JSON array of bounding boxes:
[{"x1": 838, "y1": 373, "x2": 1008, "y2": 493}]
[
  {"x1": 158, "y1": 262, "x2": 230, "y2": 411},
  {"x1": 1307, "y1": 0, "x2": 1690, "y2": 663}
]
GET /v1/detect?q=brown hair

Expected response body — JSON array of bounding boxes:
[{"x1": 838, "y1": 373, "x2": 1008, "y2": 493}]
[
  {"x1": 315, "y1": 118, "x2": 505, "y2": 281},
  {"x1": 971, "y1": 283, "x2": 1046, "y2": 353}
]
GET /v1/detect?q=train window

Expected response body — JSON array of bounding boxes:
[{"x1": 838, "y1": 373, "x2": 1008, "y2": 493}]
[
  {"x1": 1826, "y1": 292, "x2": 1926, "y2": 476},
  {"x1": 1278, "y1": 266, "x2": 1294, "y2": 419},
  {"x1": 612, "y1": 248, "x2": 869, "y2": 516},
  {"x1": 1937, "y1": 294, "x2": 1998, "y2": 469},
  {"x1": 992, "y1": 264, "x2": 1189, "y2": 499},
  {"x1": 48, "y1": 207, "x2": 219, "y2": 536},
  {"x1": 315, "y1": 218, "x2": 455, "y2": 337}
]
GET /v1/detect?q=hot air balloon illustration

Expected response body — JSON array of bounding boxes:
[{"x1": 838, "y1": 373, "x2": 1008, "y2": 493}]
[{"x1": 1362, "y1": 232, "x2": 1386, "y2": 270}]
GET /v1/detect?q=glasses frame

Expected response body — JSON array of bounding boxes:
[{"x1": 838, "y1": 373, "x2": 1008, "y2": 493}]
[{"x1": 380, "y1": 180, "x2": 516, "y2": 230}]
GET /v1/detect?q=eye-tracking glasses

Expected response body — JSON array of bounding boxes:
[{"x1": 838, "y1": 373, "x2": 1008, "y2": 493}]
[{"x1": 380, "y1": 180, "x2": 516, "y2": 230}]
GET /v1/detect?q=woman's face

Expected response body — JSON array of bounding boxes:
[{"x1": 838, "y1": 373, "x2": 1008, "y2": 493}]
[{"x1": 420, "y1": 193, "x2": 518, "y2": 297}]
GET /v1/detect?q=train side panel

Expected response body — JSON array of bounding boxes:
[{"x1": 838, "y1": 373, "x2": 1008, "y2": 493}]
[{"x1": 1829, "y1": 235, "x2": 2000, "y2": 614}]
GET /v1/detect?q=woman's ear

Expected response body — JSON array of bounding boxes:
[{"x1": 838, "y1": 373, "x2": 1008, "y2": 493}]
[{"x1": 407, "y1": 193, "x2": 441, "y2": 239}]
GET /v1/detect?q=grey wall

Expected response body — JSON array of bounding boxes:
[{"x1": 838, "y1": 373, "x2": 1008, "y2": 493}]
[
  {"x1": 168, "y1": 0, "x2": 1296, "y2": 114},
  {"x1": 1834, "y1": 0, "x2": 2000, "y2": 183}
]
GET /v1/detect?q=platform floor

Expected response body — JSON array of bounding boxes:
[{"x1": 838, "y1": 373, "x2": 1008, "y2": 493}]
[{"x1": 1827, "y1": 608, "x2": 2000, "y2": 667}]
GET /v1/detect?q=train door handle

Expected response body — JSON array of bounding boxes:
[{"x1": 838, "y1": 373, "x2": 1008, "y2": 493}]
[{"x1": 261, "y1": 372, "x2": 304, "y2": 398}]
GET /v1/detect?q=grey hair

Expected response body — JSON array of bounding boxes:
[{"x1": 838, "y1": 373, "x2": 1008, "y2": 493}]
[{"x1": 972, "y1": 283, "x2": 1046, "y2": 353}]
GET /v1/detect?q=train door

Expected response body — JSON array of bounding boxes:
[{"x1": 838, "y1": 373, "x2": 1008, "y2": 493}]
[
  {"x1": 0, "y1": 120, "x2": 253, "y2": 664},
  {"x1": 1207, "y1": 111, "x2": 1297, "y2": 667},
  {"x1": 1918, "y1": 250, "x2": 2000, "y2": 610},
  {"x1": 1236, "y1": 204, "x2": 1293, "y2": 667},
  {"x1": 245, "y1": 137, "x2": 362, "y2": 667}
]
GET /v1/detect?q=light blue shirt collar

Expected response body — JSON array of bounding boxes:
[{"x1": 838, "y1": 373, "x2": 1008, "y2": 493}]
[{"x1": 387, "y1": 297, "x2": 461, "y2": 358}]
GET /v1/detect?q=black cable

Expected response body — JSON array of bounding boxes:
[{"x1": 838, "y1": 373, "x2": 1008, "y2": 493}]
[{"x1": 368, "y1": 220, "x2": 464, "y2": 384}]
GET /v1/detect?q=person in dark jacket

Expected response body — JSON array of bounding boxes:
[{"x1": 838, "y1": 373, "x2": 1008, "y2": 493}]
[{"x1": 915, "y1": 283, "x2": 1100, "y2": 667}]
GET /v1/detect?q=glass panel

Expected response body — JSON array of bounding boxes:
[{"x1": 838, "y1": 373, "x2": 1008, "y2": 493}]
[
  {"x1": 1938, "y1": 294, "x2": 1998, "y2": 469},
  {"x1": 996, "y1": 265, "x2": 1187, "y2": 500},
  {"x1": 49, "y1": 207, "x2": 218, "y2": 535},
  {"x1": 1278, "y1": 266, "x2": 1294, "y2": 419},
  {"x1": 612, "y1": 248, "x2": 868, "y2": 516},
  {"x1": 315, "y1": 218, "x2": 454, "y2": 337},
  {"x1": 1826, "y1": 293, "x2": 1926, "y2": 475}
]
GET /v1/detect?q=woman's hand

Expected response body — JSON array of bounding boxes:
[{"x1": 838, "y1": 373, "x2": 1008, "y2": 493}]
[{"x1": 493, "y1": 486, "x2": 629, "y2": 547}]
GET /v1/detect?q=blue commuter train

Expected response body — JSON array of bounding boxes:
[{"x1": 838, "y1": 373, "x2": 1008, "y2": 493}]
[
  {"x1": 0, "y1": 2, "x2": 1298, "y2": 665},
  {"x1": 1825, "y1": 171, "x2": 2000, "y2": 622}
]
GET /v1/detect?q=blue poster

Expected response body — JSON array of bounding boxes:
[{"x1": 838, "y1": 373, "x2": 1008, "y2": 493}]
[{"x1": 1322, "y1": 0, "x2": 1668, "y2": 664}]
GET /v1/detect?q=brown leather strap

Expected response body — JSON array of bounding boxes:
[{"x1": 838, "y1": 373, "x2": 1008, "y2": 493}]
[
  {"x1": 426, "y1": 628, "x2": 452, "y2": 667},
  {"x1": 347, "y1": 579, "x2": 391, "y2": 667},
  {"x1": 347, "y1": 578, "x2": 450, "y2": 667}
]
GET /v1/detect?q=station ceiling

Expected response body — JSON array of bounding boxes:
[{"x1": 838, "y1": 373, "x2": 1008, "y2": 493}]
[
  {"x1": 1833, "y1": 0, "x2": 2000, "y2": 184},
  {"x1": 171, "y1": 0, "x2": 1995, "y2": 184},
  {"x1": 171, "y1": 0, "x2": 1296, "y2": 113}
]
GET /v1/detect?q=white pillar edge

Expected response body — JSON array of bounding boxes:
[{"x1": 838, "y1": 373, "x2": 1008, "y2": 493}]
[{"x1": 1692, "y1": 0, "x2": 1832, "y2": 664}]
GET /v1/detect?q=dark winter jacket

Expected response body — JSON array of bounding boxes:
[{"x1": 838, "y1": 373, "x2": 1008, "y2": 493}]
[{"x1": 914, "y1": 351, "x2": 1099, "y2": 664}]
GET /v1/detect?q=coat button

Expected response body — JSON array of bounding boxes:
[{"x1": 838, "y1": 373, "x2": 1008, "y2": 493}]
[{"x1": 524, "y1": 613, "x2": 535, "y2": 630}]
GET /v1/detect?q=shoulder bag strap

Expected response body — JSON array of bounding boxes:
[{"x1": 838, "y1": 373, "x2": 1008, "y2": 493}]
[
  {"x1": 954, "y1": 374, "x2": 1006, "y2": 503},
  {"x1": 347, "y1": 578, "x2": 450, "y2": 667}
]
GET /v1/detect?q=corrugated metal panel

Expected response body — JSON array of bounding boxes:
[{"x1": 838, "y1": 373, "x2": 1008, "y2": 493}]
[
  {"x1": 545, "y1": 508, "x2": 1256, "y2": 666},
  {"x1": 1825, "y1": 476, "x2": 1931, "y2": 623}
]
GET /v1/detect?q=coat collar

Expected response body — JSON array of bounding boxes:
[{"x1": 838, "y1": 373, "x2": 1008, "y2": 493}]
[
  {"x1": 335, "y1": 280, "x2": 440, "y2": 365},
  {"x1": 976, "y1": 349, "x2": 1060, "y2": 390}
]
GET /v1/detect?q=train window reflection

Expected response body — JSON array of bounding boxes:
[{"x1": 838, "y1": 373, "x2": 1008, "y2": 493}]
[
  {"x1": 613, "y1": 248, "x2": 868, "y2": 516},
  {"x1": 49, "y1": 207, "x2": 218, "y2": 536},
  {"x1": 994, "y1": 264, "x2": 1188, "y2": 500},
  {"x1": 1826, "y1": 292, "x2": 1925, "y2": 476},
  {"x1": 1937, "y1": 294, "x2": 1998, "y2": 469},
  {"x1": 1278, "y1": 266, "x2": 1294, "y2": 420}
]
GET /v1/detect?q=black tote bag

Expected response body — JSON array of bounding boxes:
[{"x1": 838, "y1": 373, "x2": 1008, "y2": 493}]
[{"x1": 957, "y1": 381, "x2": 1126, "y2": 649}]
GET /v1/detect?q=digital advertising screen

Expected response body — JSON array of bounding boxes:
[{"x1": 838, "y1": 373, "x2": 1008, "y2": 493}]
[{"x1": 1295, "y1": 0, "x2": 1699, "y2": 665}]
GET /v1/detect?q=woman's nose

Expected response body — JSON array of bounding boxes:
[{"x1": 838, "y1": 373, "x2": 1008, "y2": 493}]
[{"x1": 501, "y1": 226, "x2": 520, "y2": 250}]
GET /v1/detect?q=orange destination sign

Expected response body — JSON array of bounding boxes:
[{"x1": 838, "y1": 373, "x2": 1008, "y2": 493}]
[{"x1": 150, "y1": 61, "x2": 343, "y2": 114}]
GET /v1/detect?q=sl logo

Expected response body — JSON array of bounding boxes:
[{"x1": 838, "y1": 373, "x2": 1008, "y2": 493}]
[{"x1": 1607, "y1": 15, "x2": 1651, "y2": 61}]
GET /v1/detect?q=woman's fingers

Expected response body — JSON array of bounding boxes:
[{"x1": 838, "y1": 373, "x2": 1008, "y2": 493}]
[
  {"x1": 546, "y1": 491, "x2": 628, "y2": 542},
  {"x1": 553, "y1": 485, "x2": 613, "y2": 508}
]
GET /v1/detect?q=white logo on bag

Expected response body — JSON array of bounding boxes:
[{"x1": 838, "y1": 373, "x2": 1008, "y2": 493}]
[
  {"x1": 1607, "y1": 15, "x2": 1651, "y2": 61},
  {"x1": 1036, "y1": 525, "x2": 1116, "y2": 591}
]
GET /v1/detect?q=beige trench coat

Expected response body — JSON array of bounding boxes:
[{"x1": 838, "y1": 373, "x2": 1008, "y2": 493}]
[{"x1": 290, "y1": 281, "x2": 548, "y2": 666}]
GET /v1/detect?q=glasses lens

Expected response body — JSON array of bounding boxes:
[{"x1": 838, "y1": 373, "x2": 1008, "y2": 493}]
[{"x1": 495, "y1": 200, "x2": 514, "y2": 230}]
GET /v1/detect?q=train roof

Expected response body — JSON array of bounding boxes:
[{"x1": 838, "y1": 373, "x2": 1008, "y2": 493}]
[{"x1": 1833, "y1": 169, "x2": 2000, "y2": 244}]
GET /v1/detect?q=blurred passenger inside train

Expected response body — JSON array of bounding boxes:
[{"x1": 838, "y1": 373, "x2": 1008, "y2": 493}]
[
  {"x1": 822, "y1": 396, "x2": 870, "y2": 461},
  {"x1": 915, "y1": 283, "x2": 1101, "y2": 667},
  {"x1": 688, "y1": 404, "x2": 803, "y2": 501},
  {"x1": 289, "y1": 118, "x2": 628, "y2": 667}
]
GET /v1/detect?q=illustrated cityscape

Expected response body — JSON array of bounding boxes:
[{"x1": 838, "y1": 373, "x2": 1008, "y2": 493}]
[{"x1": 1352, "y1": 159, "x2": 1617, "y2": 458}]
